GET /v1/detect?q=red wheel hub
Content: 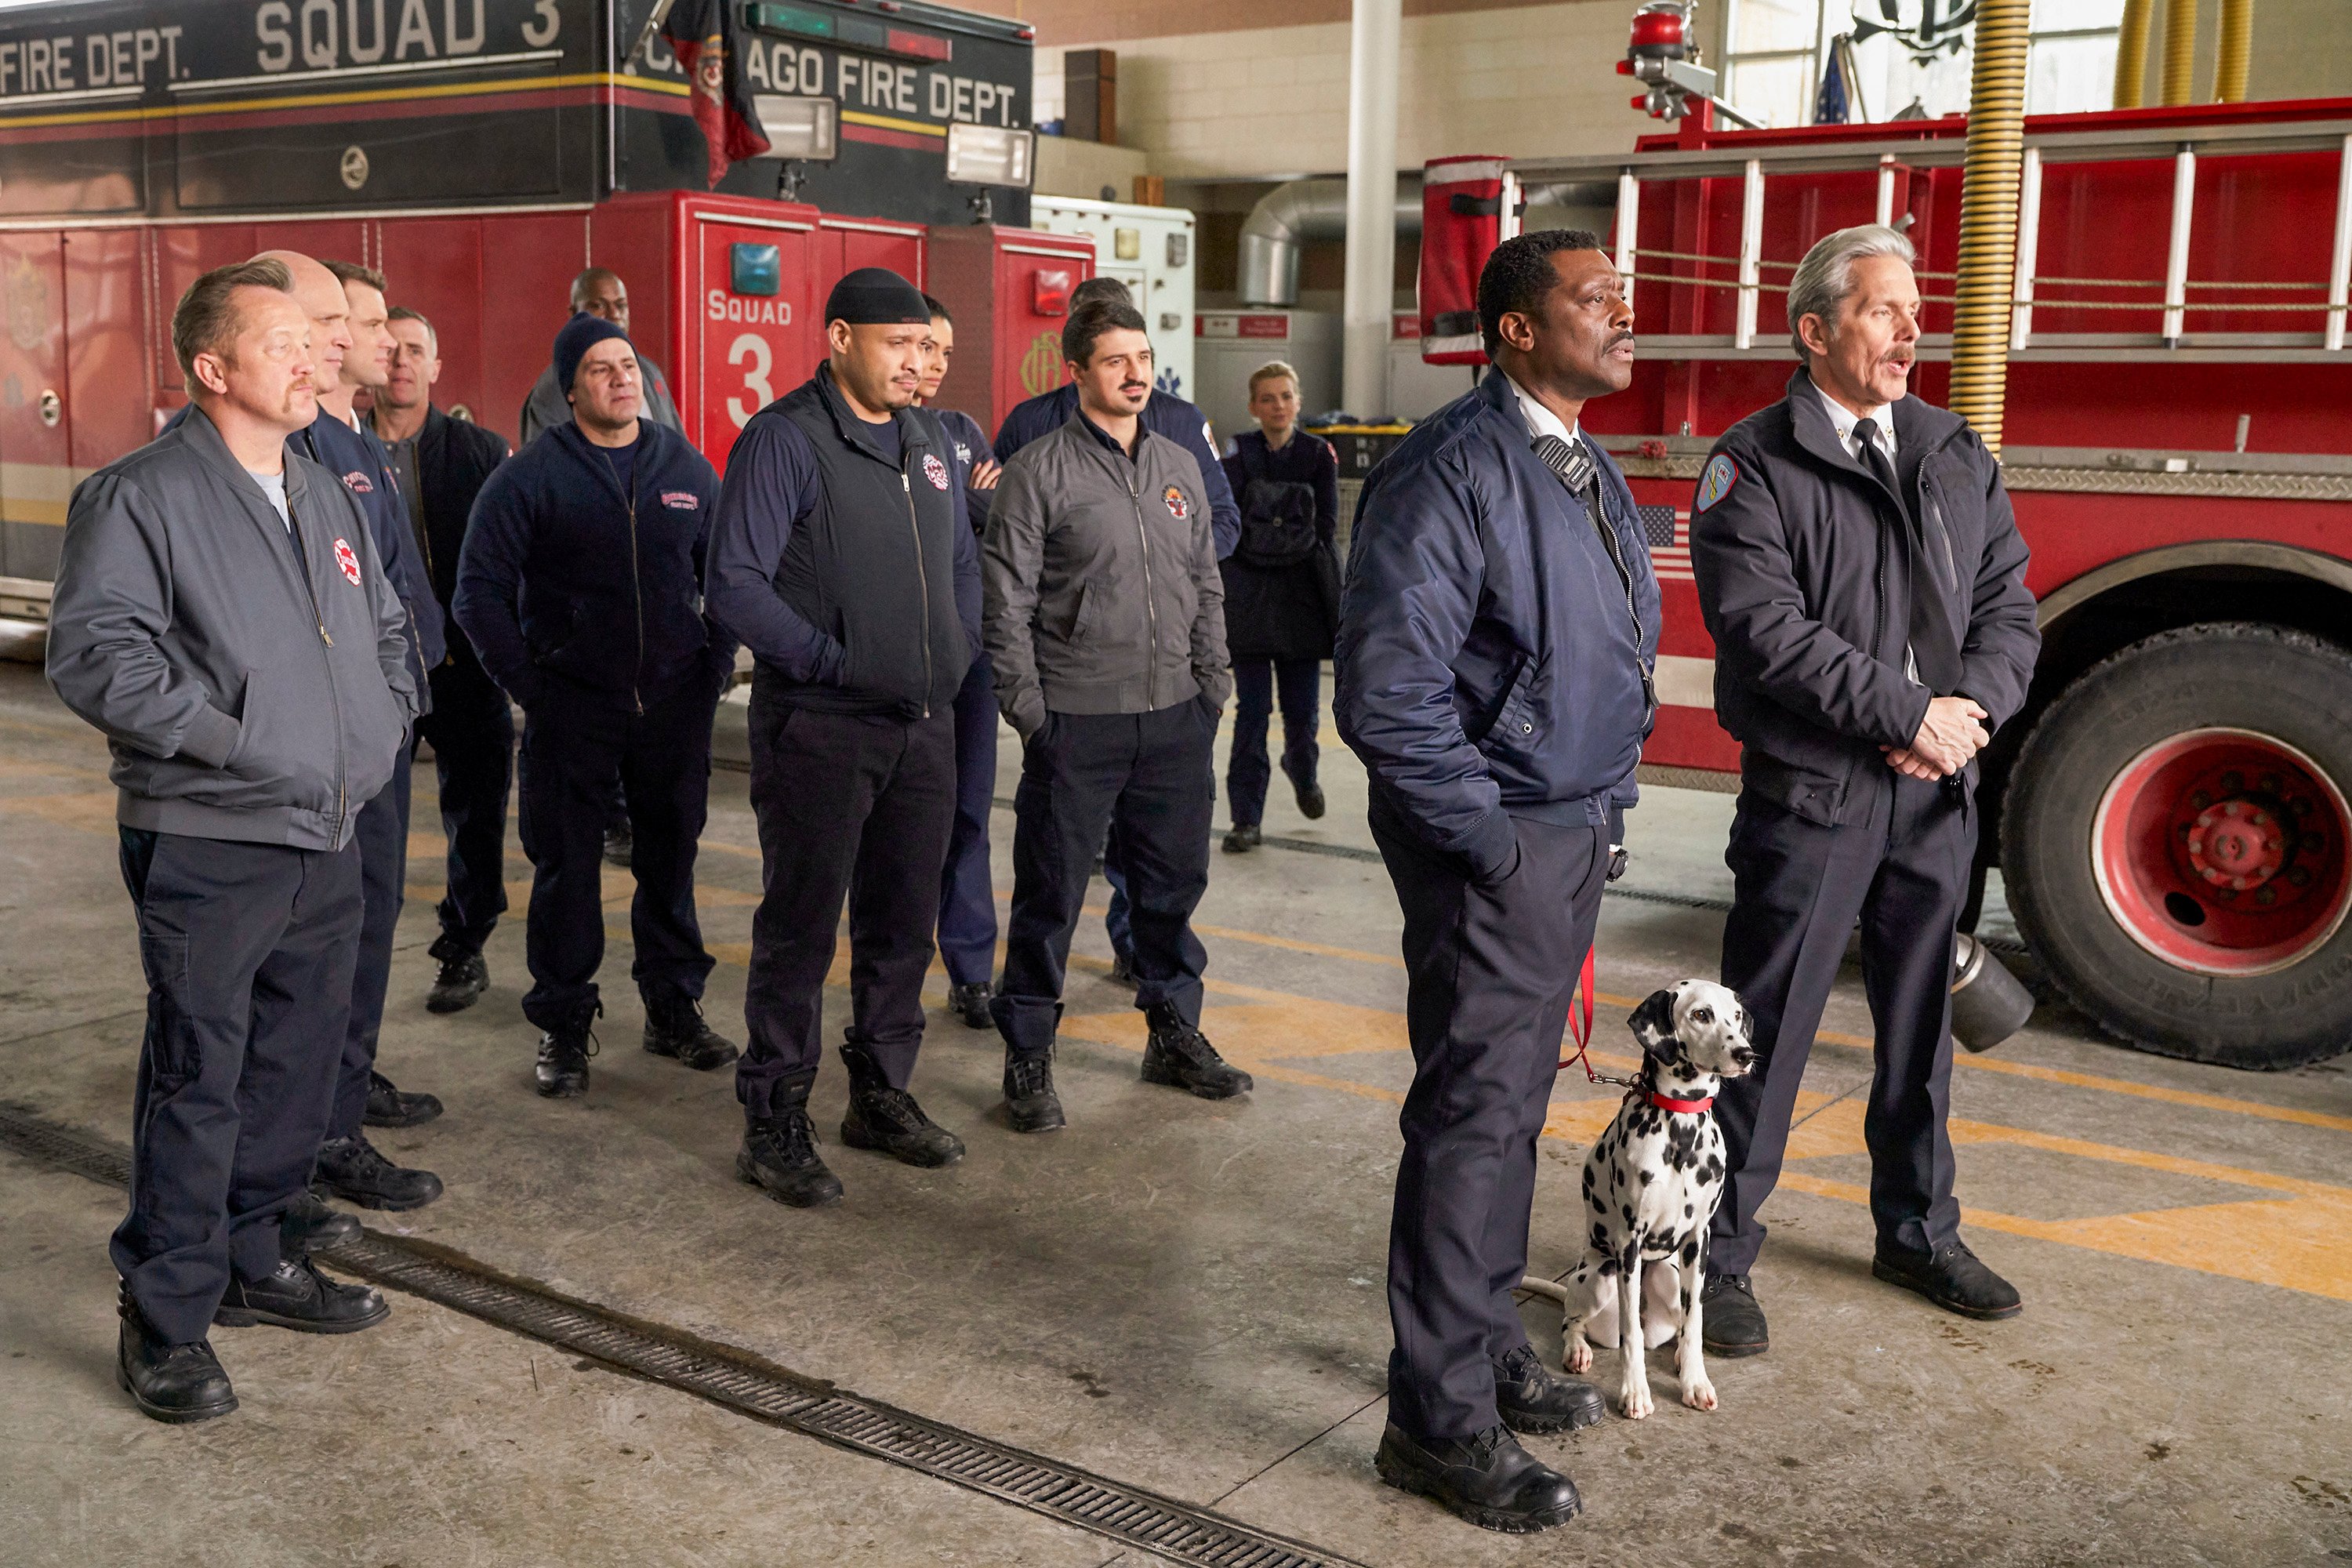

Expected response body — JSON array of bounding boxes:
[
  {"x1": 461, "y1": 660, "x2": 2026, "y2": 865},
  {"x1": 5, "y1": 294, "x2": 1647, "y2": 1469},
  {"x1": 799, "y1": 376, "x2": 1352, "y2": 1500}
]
[{"x1": 2092, "y1": 728, "x2": 2352, "y2": 975}]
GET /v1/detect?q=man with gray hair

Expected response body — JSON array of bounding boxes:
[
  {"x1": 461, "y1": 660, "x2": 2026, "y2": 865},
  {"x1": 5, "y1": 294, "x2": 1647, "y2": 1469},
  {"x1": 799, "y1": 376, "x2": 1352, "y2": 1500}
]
[{"x1": 1687, "y1": 224, "x2": 2039, "y2": 1356}]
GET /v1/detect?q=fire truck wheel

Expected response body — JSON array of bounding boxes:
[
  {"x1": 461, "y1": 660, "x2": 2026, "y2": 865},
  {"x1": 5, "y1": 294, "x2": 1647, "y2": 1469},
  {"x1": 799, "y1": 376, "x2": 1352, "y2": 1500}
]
[{"x1": 2002, "y1": 622, "x2": 2352, "y2": 1070}]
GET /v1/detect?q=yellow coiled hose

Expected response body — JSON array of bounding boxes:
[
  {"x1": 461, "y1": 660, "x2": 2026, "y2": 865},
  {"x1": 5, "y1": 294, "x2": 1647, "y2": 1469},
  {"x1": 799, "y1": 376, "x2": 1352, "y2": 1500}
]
[
  {"x1": 2161, "y1": 0, "x2": 2201, "y2": 105},
  {"x1": 2114, "y1": 0, "x2": 2152, "y2": 108},
  {"x1": 2216, "y1": 0, "x2": 2254, "y2": 103},
  {"x1": 1947, "y1": 0, "x2": 2032, "y2": 458}
]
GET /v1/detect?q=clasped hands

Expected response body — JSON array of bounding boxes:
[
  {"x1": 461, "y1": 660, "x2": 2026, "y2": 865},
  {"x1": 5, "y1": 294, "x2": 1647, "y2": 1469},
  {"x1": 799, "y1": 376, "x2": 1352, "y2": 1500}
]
[{"x1": 1882, "y1": 695, "x2": 1990, "y2": 781}]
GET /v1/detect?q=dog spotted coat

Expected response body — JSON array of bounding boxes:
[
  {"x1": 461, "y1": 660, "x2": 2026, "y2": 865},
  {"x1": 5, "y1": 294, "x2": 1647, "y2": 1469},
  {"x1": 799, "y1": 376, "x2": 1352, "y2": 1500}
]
[{"x1": 1521, "y1": 979, "x2": 1756, "y2": 1418}]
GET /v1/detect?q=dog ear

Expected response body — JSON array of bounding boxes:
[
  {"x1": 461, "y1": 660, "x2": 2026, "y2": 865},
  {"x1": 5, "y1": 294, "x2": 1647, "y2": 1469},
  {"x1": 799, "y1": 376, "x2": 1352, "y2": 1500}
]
[{"x1": 1627, "y1": 988, "x2": 1679, "y2": 1054}]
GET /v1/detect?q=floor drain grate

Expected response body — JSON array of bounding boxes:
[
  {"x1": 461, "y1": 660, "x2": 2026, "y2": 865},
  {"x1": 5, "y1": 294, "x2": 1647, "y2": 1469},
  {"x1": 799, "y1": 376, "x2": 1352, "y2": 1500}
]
[{"x1": 0, "y1": 1103, "x2": 1364, "y2": 1568}]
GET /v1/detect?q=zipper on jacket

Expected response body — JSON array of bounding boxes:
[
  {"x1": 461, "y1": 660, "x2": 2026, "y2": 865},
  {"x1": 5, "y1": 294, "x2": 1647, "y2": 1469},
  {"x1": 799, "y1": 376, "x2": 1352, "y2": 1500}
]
[
  {"x1": 1584, "y1": 488, "x2": 1653, "y2": 714},
  {"x1": 602, "y1": 446, "x2": 646, "y2": 717},
  {"x1": 1123, "y1": 463, "x2": 1163, "y2": 711},
  {"x1": 289, "y1": 500, "x2": 349, "y2": 838},
  {"x1": 903, "y1": 467, "x2": 933, "y2": 719}
]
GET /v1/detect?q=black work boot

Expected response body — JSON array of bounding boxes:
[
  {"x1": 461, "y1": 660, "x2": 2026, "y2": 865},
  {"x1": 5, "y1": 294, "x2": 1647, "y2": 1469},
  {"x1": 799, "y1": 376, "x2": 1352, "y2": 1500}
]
[
  {"x1": 1294, "y1": 779, "x2": 1327, "y2": 819},
  {"x1": 281, "y1": 1191, "x2": 360, "y2": 1255},
  {"x1": 1003, "y1": 1051, "x2": 1066, "y2": 1134},
  {"x1": 363, "y1": 1069, "x2": 444, "y2": 1128},
  {"x1": 1701, "y1": 1273, "x2": 1769, "y2": 1358},
  {"x1": 535, "y1": 1011, "x2": 599, "y2": 1098},
  {"x1": 425, "y1": 942, "x2": 488, "y2": 1014},
  {"x1": 118, "y1": 1285, "x2": 237, "y2": 1424},
  {"x1": 949, "y1": 981, "x2": 994, "y2": 1030},
  {"x1": 314, "y1": 1132, "x2": 445, "y2": 1210},
  {"x1": 1106, "y1": 952, "x2": 1136, "y2": 989},
  {"x1": 214, "y1": 1256, "x2": 390, "y2": 1334},
  {"x1": 643, "y1": 993, "x2": 740, "y2": 1071},
  {"x1": 738, "y1": 1102, "x2": 844, "y2": 1209},
  {"x1": 1374, "y1": 1423, "x2": 1582, "y2": 1534},
  {"x1": 1140, "y1": 1004, "x2": 1252, "y2": 1099},
  {"x1": 839, "y1": 1040, "x2": 964, "y2": 1167},
  {"x1": 603, "y1": 820, "x2": 633, "y2": 868},
  {"x1": 1873, "y1": 1239, "x2": 2024, "y2": 1320},
  {"x1": 1222, "y1": 822, "x2": 1261, "y2": 854},
  {"x1": 1492, "y1": 1344, "x2": 1605, "y2": 1435}
]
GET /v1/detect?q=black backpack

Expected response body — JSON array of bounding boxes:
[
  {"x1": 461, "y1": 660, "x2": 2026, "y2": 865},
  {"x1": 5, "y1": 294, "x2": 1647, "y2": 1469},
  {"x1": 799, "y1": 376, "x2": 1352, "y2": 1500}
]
[{"x1": 1233, "y1": 440, "x2": 1321, "y2": 568}]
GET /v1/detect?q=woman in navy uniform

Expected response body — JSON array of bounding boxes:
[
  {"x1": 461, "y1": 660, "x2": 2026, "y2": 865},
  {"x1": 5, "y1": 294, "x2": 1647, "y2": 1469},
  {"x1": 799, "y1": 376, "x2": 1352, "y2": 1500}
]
[{"x1": 1217, "y1": 360, "x2": 1339, "y2": 853}]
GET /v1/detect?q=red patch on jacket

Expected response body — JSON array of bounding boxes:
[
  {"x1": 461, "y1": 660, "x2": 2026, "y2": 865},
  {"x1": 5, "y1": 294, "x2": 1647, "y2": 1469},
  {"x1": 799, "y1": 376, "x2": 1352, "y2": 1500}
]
[
  {"x1": 333, "y1": 537, "x2": 362, "y2": 586},
  {"x1": 922, "y1": 453, "x2": 950, "y2": 492},
  {"x1": 1163, "y1": 485, "x2": 1189, "y2": 521},
  {"x1": 341, "y1": 470, "x2": 375, "y2": 494},
  {"x1": 661, "y1": 491, "x2": 700, "y2": 510}
]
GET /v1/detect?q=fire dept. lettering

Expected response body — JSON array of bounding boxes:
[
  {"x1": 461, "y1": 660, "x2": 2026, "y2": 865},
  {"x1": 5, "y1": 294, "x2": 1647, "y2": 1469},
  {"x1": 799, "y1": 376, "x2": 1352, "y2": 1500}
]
[
  {"x1": 707, "y1": 289, "x2": 793, "y2": 326},
  {"x1": 341, "y1": 469, "x2": 374, "y2": 494},
  {"x1": 660, "y1": 490, "x2": 700, "y2": 510}
]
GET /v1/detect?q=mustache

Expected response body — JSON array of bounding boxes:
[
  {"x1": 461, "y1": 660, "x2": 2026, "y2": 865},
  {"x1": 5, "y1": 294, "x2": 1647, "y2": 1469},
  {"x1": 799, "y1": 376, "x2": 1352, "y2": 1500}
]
[{"x1": 1606, "y1": 330, "x2": 1635, "y2": 350}]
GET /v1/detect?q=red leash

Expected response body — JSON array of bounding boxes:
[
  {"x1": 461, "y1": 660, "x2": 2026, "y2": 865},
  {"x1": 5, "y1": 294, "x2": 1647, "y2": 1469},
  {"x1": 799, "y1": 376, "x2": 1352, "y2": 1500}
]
[
  {"x1": 1559, "y1": 949, "x2": 1631, "y2": 1087},
  {"x1": 1555, "y1": 948, "x2": 1714, "y2": 1112}
]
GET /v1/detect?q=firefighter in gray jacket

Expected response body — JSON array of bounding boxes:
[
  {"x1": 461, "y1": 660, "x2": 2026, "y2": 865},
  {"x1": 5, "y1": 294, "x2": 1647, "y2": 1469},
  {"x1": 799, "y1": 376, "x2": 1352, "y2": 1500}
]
[
  {"x1": 47, "y1": 259, "x2": 418, "y2": 1424},
  {"x1": 982, "y1": 300, "x2": 1244, "y2": 1134}
]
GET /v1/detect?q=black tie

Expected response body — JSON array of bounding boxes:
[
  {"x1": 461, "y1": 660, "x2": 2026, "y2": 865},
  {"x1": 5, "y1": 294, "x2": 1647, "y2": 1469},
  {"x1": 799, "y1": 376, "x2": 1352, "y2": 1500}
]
[{"x1": 1855, "y1": 417, "x2": 1962, "y2": 694}]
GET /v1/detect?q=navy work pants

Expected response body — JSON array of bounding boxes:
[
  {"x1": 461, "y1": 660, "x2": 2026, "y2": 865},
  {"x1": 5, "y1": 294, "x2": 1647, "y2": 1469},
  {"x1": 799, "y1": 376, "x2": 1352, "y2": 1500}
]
[
  {"x1": 415, "y1": 655, "x2": 513, "y2": 956},
  {"x1": 1710, "y1": 772, "x2": 1969, "y2": 1275},
  {"x1": 936, "y1": 655, "x2": 1000, "y2": 989},
  {"x1": 514, "y1": 677, "x2": 719, "y2": 1031},
  {"x1": 1371, "y1": 806, "x2": 1606, "y2": 1444},
  {"x1": 1225, "y1": 656, "x2": 1320, "y2": 828},
  {"x1": 993, "y1": 702, "x2": 1217, "y2": 1059},
  {"x1": 112, "y1": 829, "x2": 362, "y2": 1345},
  {"x1": 328, "y1": 746, "x2": 412, "y2": 1141},
  {"x1": 737, "y1": 693, "x2": 956, "y2": 1118}
]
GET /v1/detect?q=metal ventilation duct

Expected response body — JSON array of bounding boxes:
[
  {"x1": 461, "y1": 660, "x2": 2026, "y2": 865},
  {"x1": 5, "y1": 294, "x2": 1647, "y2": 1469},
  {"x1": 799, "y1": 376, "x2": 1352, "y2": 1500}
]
[{"x1": 1236, "y1": 176, "x2": 1422, "y2": 307}]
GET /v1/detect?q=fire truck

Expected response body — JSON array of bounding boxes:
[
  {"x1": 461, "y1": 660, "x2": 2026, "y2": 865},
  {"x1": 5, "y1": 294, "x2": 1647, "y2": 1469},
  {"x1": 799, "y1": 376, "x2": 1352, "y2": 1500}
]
[
  {"x1": 0, "y1": 0, "x2": 1094, "y2": 610},
  {"x1": 1419, "y1": 89, "x2": 2352, "y2": 1069}
]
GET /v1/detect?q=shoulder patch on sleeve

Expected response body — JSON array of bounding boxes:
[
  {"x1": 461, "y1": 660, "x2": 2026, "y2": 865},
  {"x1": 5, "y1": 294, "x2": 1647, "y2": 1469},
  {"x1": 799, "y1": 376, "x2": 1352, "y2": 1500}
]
[{"x1": 1695, "y1": 452, "x2": 1738, "y2": 512}]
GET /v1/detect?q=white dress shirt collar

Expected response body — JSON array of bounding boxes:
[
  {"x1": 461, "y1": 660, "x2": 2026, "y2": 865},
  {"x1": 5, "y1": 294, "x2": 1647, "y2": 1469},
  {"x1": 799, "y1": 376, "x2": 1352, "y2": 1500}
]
[
  {"x1": 1813, "y1": 379, "x2": 1896, "y2": 459},
  {"x1": 1503, "y1": 371, "x2": 1580, "y2": 446}
]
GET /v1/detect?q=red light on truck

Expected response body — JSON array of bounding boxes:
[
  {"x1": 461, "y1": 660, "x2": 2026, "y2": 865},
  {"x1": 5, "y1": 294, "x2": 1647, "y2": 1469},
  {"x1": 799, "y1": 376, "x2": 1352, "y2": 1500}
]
[
  {"x1": 1033, "y1": 269, "x2": 1072, "y2": 316},
  {"x1": 1630, "y1": 9, "x2": 1685, "y2": 47},
  {"x1": 886, "y1": 27, "x2": 951, "y2": 60}
]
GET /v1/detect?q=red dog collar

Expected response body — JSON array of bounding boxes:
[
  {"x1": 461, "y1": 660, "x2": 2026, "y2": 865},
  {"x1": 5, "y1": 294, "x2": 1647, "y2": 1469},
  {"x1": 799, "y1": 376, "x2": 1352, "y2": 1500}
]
[{"x1": 1646, "y1": 1090, "x2": 1715, "y2": 1114}]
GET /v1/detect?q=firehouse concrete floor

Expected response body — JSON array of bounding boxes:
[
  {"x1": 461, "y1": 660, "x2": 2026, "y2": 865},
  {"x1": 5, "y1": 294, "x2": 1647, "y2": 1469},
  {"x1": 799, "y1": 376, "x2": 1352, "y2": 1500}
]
[{"x1": 2, "y1": 651, "x2": 2350, "y2": 1568}]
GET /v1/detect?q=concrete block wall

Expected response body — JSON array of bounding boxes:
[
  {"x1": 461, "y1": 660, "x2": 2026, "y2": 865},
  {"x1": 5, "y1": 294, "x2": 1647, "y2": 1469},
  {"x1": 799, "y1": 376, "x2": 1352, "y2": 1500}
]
[{"x1": 1021, "y1": 0, "x2": 1675, "y2": 181}]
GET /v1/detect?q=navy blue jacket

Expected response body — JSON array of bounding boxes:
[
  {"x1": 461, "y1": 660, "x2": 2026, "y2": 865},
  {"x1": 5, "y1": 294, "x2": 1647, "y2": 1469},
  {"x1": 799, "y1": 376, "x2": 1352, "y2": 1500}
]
[
  {"x1": 993, "y1": 383, "x2": 1240, "y2": 559},
  {"x1": 452, "y1": 419, "x2": 734, "y2": 712},
  {"x1": 1689, "y1": 368, "x2": 2038, "y2": 826},
  {"x1": 704, "y1": 368, "x2": 981, "y2": 718},
  {"x1": 1335, "y1": 372, "x2": 1661, "y2": 884},
  {"x1": 932, "y1": 405, "x2": 995, "y2": 536},
  {"x1": 163, "y1": 403, "x2": 444, "y2": 688}
]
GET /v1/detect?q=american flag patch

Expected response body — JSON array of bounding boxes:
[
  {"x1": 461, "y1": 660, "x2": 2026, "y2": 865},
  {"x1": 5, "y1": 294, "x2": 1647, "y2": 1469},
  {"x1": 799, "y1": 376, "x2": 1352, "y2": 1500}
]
[{"x1": 1641, "y1": 505, "x2": 1694, "y2": 583}]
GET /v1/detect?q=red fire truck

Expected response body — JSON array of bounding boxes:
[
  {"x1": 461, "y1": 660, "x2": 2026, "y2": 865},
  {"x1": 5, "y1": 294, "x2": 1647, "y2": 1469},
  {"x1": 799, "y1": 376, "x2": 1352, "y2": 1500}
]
[
  {"x1": 0, "y1": 0, "x2": 1092, "y2": 606},
  {"x1": 1421, "y1": 96, "x2": 2352, "y2": 1069}
]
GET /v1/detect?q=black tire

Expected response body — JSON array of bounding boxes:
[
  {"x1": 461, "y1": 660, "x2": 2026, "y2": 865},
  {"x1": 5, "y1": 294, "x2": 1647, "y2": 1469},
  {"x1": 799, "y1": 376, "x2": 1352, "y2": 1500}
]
[{"x1": 2002, "y1": 622, "x2": 2352, "y2": 1069}]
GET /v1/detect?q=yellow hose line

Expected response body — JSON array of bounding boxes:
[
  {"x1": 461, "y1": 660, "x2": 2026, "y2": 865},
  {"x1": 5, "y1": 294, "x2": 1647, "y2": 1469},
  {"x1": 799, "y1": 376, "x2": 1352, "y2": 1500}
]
[
  {"x1": 2161, "y1": 0, "x2": 2201, "y2": 106},
  {"x1": 2215, "y1": 0, "x2": 2254, "y2": 103},
  {"x1": 2114, "y1": 0, "x2": 2152, "y2": 108},
  {"x1": 1948, "y1": 0, "x2": 2033, "y2": 457}
]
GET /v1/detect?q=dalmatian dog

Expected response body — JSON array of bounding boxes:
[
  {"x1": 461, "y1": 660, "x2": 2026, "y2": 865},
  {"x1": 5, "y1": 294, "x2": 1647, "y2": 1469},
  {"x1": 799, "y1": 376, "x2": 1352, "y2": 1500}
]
[{"x1": 1520, "y1": 980, "x2": 1756, "y2": 1419}]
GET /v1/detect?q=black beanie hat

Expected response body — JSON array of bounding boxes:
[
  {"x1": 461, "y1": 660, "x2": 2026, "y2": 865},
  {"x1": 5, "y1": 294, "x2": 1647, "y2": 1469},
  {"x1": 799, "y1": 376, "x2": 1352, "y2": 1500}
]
[
  {"x1": 554, "y1": 312, "x2": 630, "y2": 394},
  {"x1": 824, "y1": 267, "x2": 931, "y2": 327}
]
